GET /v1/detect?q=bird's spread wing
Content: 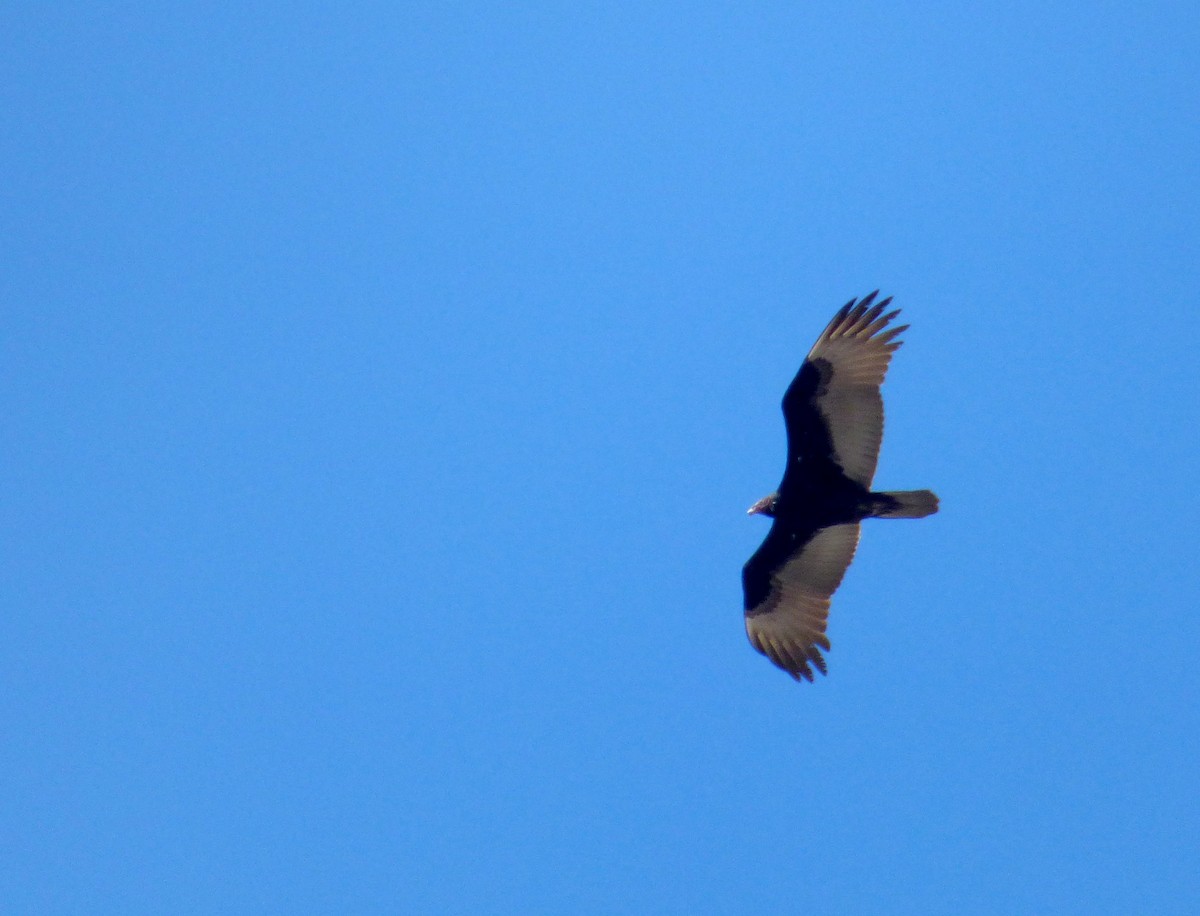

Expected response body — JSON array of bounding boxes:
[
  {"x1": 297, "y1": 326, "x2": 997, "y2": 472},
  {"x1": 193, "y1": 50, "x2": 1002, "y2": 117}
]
[
  {"x1": 781, "y1": 292, "x2": 907, "y2": 488},
  {"x1": 742, "y1": 522, "x2": 861, "y2": 681}
]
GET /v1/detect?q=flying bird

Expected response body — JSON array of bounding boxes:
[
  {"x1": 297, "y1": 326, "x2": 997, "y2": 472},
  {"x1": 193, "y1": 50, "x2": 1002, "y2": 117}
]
[{"x1": 743, "y1": 292, "x2": 938, "y2": 682}]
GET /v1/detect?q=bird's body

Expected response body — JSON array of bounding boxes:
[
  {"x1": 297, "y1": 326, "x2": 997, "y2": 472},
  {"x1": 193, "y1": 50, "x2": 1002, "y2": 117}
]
[{"x1": 743, "y1": 292, "x2": 938, "y2": 682}]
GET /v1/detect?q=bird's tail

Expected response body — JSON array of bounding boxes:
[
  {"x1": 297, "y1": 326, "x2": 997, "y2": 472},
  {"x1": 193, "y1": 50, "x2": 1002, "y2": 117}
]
[{"x1": 871, "y1": 489, "x2": 939, "y2": 519}]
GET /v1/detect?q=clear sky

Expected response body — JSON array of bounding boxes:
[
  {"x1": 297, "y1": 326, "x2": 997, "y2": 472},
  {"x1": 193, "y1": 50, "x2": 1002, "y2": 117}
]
[{"x1": 3, "y1": 3, "x2": 1198, "y2": 913}]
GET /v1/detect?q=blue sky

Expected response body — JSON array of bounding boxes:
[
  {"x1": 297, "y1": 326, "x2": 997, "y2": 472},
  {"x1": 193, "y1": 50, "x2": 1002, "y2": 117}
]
[{"x1": 3, "y1": 2, "x2": 1198, "y2": 913}]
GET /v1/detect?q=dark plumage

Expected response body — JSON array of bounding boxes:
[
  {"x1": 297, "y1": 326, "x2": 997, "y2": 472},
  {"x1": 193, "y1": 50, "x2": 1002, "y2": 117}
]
[{"x1": 743, "y1": 292, "x2": 938, "y2": 681}]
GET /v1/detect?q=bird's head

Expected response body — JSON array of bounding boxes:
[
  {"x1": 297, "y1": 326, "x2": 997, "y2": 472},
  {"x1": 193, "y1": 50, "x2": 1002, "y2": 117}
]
[{"x1": 747, "y1": 493, "x2": 779, "y2": 518}]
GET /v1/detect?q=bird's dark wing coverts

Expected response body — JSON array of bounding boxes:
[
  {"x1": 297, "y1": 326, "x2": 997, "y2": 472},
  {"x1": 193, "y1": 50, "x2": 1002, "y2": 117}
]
[
  {"x1": 743, "y1": 522, "x2": 861, "y2": 681},
  {"x1": 781, "y1": 293, "x2": 907, "y2": 488}
]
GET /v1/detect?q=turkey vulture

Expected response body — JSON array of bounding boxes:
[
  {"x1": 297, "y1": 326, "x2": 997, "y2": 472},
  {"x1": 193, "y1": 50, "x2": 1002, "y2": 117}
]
[{"x1": 743, "y1": 292, "x2": 938, "y2": 682}]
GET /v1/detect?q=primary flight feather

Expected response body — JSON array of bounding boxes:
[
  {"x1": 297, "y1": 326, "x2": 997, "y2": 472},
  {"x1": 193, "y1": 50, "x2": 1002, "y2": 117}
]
[{"x1": 743, "y1": 292, "x2": 938, "y2": 682}]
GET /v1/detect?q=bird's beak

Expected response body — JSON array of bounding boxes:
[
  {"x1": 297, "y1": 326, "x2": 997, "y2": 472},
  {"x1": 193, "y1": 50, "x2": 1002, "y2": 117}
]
[{"x1": 747, "y1": 496, "x2": 772, "y2": 516}]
